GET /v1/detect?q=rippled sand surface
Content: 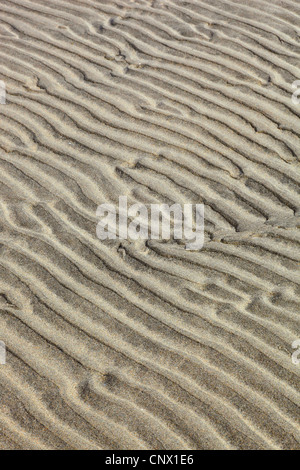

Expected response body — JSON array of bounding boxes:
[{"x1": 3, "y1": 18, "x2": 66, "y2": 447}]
[{"x1": 0, "y1": 0, "x2": 299, "y2": 450}]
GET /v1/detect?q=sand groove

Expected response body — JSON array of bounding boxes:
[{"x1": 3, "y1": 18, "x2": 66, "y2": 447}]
[{"x1": 0, "y1": 0, "x2": 299, "y2": 450}]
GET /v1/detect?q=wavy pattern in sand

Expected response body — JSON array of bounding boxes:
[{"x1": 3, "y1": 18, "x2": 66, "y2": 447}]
[{"x1": 0, "y1": 0, "x2": 299, "y2": 450}]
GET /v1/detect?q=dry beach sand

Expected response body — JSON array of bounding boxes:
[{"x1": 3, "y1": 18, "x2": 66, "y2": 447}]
[{"x1": 0, "y1": 0, "x2": 299, "y2": 450}]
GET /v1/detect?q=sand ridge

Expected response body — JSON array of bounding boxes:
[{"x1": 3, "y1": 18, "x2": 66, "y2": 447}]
[{"x1": 0, "y1": 0, "x2": 299, "y2": 450}]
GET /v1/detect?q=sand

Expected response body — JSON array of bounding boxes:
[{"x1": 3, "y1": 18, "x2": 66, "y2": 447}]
[{"x1": 0, "y1": 0, "x2": 299, "y2": 450}]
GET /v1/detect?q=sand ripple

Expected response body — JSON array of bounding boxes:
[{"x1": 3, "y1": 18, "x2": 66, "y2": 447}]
[{"x1": 0, "y1": 0, "x2": 299, "y2": 450}]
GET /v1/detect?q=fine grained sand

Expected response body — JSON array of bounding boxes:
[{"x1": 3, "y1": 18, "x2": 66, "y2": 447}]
[{"x1": 0, "y1": 0, "x2": 299, "y2": 450}]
